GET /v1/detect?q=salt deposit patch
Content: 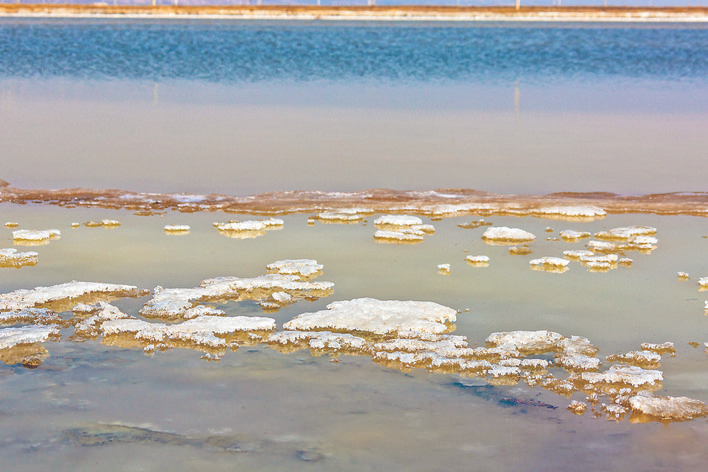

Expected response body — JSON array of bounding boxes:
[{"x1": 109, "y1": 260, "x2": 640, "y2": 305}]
[
  {"x1": 267, "y1": 330, "x2": 371, "y2": 354},
  {"x1": 482, "y1": 227, "x2": 535, "y2": 244},
  {"x1": 266, "y1": 259, "x2": 323, "y2": 281},
  {"x1": 606, "y1": 350, "x2": 662, "y2": 369},
  {"x1": 0, "y1": 248, "x2": 38, "y2": 268},
  {"x1": 4, "y1": 222, "x2": 19, "y2": 228},
  {"x1": 283, "y1": 298, "x2": 456, "y2": 335},
  {"x1": 563, "y1": 249, "x2": 594, "y2": 260},
  {"x1": 530, "y1": 206, "x2": 606, "y2": 221},
  {"x1": 374, "y1": 229, "x2": 425, "y2": 244},
  {"x1": 0, "y1": 281, "x2": 148, "y2": 312},
  {"x1": 529, "y1": 257, "x2": 570, "y2": 273},
  {"x1": 374, "y1": 215, "x2": 422, "y2": 228},
  {"x1": 213, "y1": 219, "x2": 283, "y2": 239},
  {"x1": 0, "y1": 308, "x2": 63, "y2": 326},
  {"x1": 559, "y1": 230, "x2": 591, "y2": 241},
  {"x1": 315, "y1": 208, "x2": 372, "y2": 223},
  {"x1": 12, "y1": 229, "x2": 60, "y2": 245},
  {"x1": 0, "y1": 325, "x2": 60, "y2": 350},
  {"x1": 581, "y1": 365, "x2": 663, "y2": 389},
  {"x1": 164, "y1": 225, "x2": 190, "y2": 233},
  {"x1": 84, "y1": 219, "x2": 120, "y2": 227},
  {"x1": 628, "y1": 392, "x2": 708, "y2": 421},
  {"x1": 594, "y1": 226, "x2": 656, "y2": 241},
  {"x1": 465, "y1": 255, "x2": 489, "y2": 267}
]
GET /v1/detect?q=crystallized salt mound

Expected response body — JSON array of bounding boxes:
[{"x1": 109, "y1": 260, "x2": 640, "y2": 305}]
[
  {"x1": 374, "y1": 229, "x2": 424, "y2": 243},
  {"x1": 267, "y1": 330, "x2": 371, "y2": 353},
  {"x1": 530, "y1": 206, "x2": 606, "y2": 221},
  {"x1": 374, "y1": 215, "x2": 423, "y2": 227},
  {"x1": 482, "y1": 227, "x2": 535, "y2": 244},
  {"x1": 594, "y1": 226, "x2": 656, "y2": 241},
  {"x1": 73, "y1": 302, "x2": 131, "y2": 337},
  {"x1": 486, "y1": 330, "x2": 564, "y2": 354},
  {"x1": 465, "y1": 255, "x2": 489, "y2": 265},
  {"x1": 607, "y1": 350, "x2": 662, "y2": 369},
  {"x1": 140, "y1": 273, "x2": 334, "y2": 319},
  {"x1": 559, "y1": 230, "x2": 591, "y2": 241},
  {"x1": 563, "y1": 249, "x2": 594, "y2": 260},
  {"x1": 628, "y1": 391, "x2": 708, "y2": 421},
  {"x1": 0, "y1": 248, "x2": 39, "y2": 268},
  {"x1": 213, "y1": 219, "x2": 283, "y2": 239},
  {"x1": 164, "y1": 225, "x2": 190, "y2": 233},
  {"x1": 529, "y1": 257, "x2": 570, "y2": 270},
  {"x1": 640, "y1": 342, "x2": 675, "y2": 355},
  {"x1": 0, "y1": 325, "x2": 60, "y2": 350},
  {"x1": 437, "y1": 264, "x2": 450, "y2": 275},
  {"x1": 0, "y1": 281, "x2": 147, "y2": 312},
  {"x1": 102, "y1": 314, "x2": 275, "y2": 349},
  {"x1": 677, "y1": 272, "x2": 690, "y2": 280},
  {"x1": 317, "y1": 208, "x2": 372, "y2": 222},
  {"x1": 266, "y1": 259, "x2": 324, "y2": 280},
  {"x1": 12, "y1": 229, "x2": 61, "y2": 242},
  {"x1": 581, "y1": 365, "x2": 663, "y2": 388},
  {"x1": 699, "y1": 277, "x2": 708, "y2": 288},
  {"x1": 555, "y1": 354, "x2": 601, "y2": 372},
  {"x1": 0, "y1": 308, "x2": 62, "y2": 326},
  {"x1": 283, "y1": 298, "x2": 457, "y2": 335}
]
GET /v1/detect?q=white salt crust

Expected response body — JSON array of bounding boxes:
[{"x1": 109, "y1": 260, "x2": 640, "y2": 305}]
[
  {"x1": 594, "y1": 226, "x2": 657, "y2": 241},
  {"x1": 606, "y1": 350, "x2": 662, "y2": 367},
  {"x1": 465, "y1": 255, "x2": 490, "y2": 265},
  {"x1": 559, "y1": 230, "x2": 591, "y2": 241},
  {"x1": 437, "y1": 264, "x2": 451, "y2": 274},
  {"x1": 529, "y1": 257, "x2": 570, "y2": 268},
  {"x1": 283, "y1": 298, "x2": 457, "y2": 335},
  {"x1": 581, "y1": 365, "x2": 663, "y2": 388},
  {"x1": 164, "y1": 225, "x2": 190, "y2": 232},
  {"x1": 0, "y1": 308, "x2": 62, "y2": 326},
  {"x1": 0, "y1": 281, "x2": 145, "y2": 312},
  {"x1": 213, "y1": 219, "x2": 284, "y2": 238},
  {"x1": 74, "y1": 302, "x2": 130, "y2": 337},
  {"x1": 677, "y1": 272, "x2": 690, "y2": 280},
  {"x1": 0, "y1": 325, "x2": 60, "y2": 350},
  {"x1": 266, "y1": 259, "x2": 323, "y2": 279},
  {"x1": 563, "y1": 250, "x2": 594, "y2": 259},
  {"x1": 0, "y1": 248, "x2": 39, "y2": 267},
  {"x1": 12, "y1": 229, "x2": 61, "y2": 241},
  {"x1": 699, "y1": 277, "x2": 708, "y2": 288},
  {"x1": 482, "y1": 227, "x2": 536, "y2": 243},
  {"x1": 374, "y1": 229, "x2": 424, "y2": 242},
  {"x1": 530, "y1": 206, "x2": 606, "y2": 219},
  {"x1": 628, "y1": 392, "x2": 708, "y2": 420},
  {"x1": 374, "y1": 215, "x2": 423, "y2": 227}
]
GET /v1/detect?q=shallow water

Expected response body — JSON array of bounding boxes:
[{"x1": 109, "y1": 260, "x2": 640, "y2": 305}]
[{"x1": 2, "y1": 18, "x2": 708, "y2": 471}]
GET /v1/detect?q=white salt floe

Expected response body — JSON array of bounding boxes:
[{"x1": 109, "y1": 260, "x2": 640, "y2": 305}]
[
  {"x1": 0, "y1": 325, "x2": 60, "y2": 350},
  {"x1": 266, "y1": 259, "x2": 324, "y2": 279},
  {"x1": 607, "y1": 350, "x2": 662, "y2": 368},
  {"x1": 555, "y1": 354, "x2": 601, "y2": 372},
  {"x1": 102, "y1": 315, "x2": 276, "y2": 348},
  {"x1": 488, "y1": 365, "x2": 521, "y2": 378},
  {"x1": 677, "y1": 272, "x2": 690, "y2": 280},
  {"x1": 85, "y1": 219, "x2": 120, "y2": 227},
  {"x1": 437, "y1": 264, "x2": 450, "y2": 275},
  {"x1": 508, "y1": 246, "x2": 533, "y2": 255},
  {"x1": 568, "y1": 400, "x2": 588, "y2": 415},
  {"x1": 283, "y1": 298, "x2": 456, "y2": 335},
  {"x1": 531, "y1": 206, "x2": 606, "y2": 220},
  {"x1": 268, "y1": 330, "x2": 371, "y2": 353},
  {"x1": 640, "y1": 342, "x2": 675, "y2": 355},
  {"x1": 317, "y1": 208, "x2": 371, "y2": 222},
  {"x1": 374, "y1": 229, "x2": 425, "y2": 243},
  {"x1": 0, "y1": 308, "x2": 62, "y2": 326},
  {"x1": 563, "y1": 249, "x2": 594, "y2": 259},
  {"x1": 183, "y1": 305, "x2": 225, "y2": 319},
  {"x1": 140, "y1": 274, "x2": 334, "y2": 319},
  {"x1": 594, "y1": 226, "x2": 656, "y2": 241},
  {"x1": 618, "y1": 258, "x2": 633, "y2": 266},
  {"x1": 581, "y1": 365, "x2": 663, "y2": 388},
  {"x1": 74, "y1": 302, "x2": 130, "y2": 337},
  {"x1": 699, "y1": 277, "x2": 708, "y2": 288},
  {"x1": 0, "y1": 281, "x2": 146, "y2": 312},
  {"x1": 559, "y1": 230, "x2": 591, "y2": 241},
  {"x1": 213, "y1": 219, "x2": 283, "y2": 238},
  {"x1": 71, "y1": 222, "x2": 80, "y2": 228},
  {"x1": 164, "y1": 225, "x2": 190, "y2": 233},
  {"x1": 578, "y1": 254, "x2": 619, "y2": 266},
  {"x1": 486, "y1": 330, "x2": 564, "y2": 353},
  {"x1": 4, "y1": 222, "x2": 19, "y2": 228},
  {"x1": 529, "y1": 257, "x2": 570, "y2": 269},
  {"x1": 586, "y1": 240, "x2": 618, "y2": 253},
  {"x1": 628, "y1": 391, "x2": 708, "y2": 420},
  {"x1": 12, "y1": 229, "x2": 61, "y2": 242},
  {"x1": 374, "y1": 215, "x2": 423, "y2": 227},
  {"x1": 482, "y1": 227, "x2": 536, "y2": 244},
  {"x1": 373, "y1": 336, "x2": 468, "y2": 356},
  {"x1": 559, "y1": 336, "x2": 599, "y2": 357},
  {"x1": 465, "y1": 255, "x2": 489, "y2": 266},
  {"x1": 0, "y1": 248, "x2": 39, "y2": 267}
]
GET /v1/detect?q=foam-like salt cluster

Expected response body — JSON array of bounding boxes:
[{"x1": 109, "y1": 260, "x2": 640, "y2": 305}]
[
  {"x1": 0, "y1": 325, "x2": 60, "y2": 350},
  {"x1": 164, "y1": 225, "x2": 190, "y2": 233},
  {"x1": 482, "y1": 227, "x2": 536, "y2": 244},
  {"x1": 266, "y1": 259, "x2": 324, "y2": 280},
  {"x1": 0, "y1": 248, "x2": 39, "y2": 268},
  {"x1": 140, "y1": 273, "x2": 334, "y2": 319},
  {"x1": 559, "y1": 230, "x2": 591, "y2": 241},
  {"x1": 283, "y1": 298, "x2": 457, "y2": 335},
  {"x1": 0, "y1": 281, "x2": 147, "y2": 312},
  {"x1": 628, "y1": 392, "x2": 708, "y2": 421}
]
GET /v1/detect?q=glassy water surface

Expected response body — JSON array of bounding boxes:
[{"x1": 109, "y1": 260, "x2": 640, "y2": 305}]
[{"x1": 1, "y1": 18, "x2": 708, "y2": 471}]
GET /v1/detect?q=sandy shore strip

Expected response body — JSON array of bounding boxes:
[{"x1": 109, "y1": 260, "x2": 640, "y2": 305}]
[{"x1": 1, "y1": 5, "x2": 708, "y2": 22}]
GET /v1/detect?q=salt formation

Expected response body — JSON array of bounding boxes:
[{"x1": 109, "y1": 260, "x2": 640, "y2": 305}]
[
  {"x1": 606, "y1": 350, "x2": 662, "y2": 369},
  {"x1": 559, "y1": 230, "x2": 591, "y2": 241},
  {"x1": 457, "y1": 219, "x2": 491, "y2": 229},
  {"x1": 84, "y1": 219, "x2": 120, "y2": 227},
  {"x1": 213, "y1": 219, "x2": 283, "y2": 239},
  {"x1": 627, "y1": 392, "x2": 708, "y2": 421},
  {"x1": 266, "y1": 259, "x2": 324, "y2": 281},
  {"x1": 73, "y1": 302, "x2": 131, "y2": 337},
  {"x1": 373, "y1": 215, "x2": 435, "y2": 244},
  {"x1": 314, "y1": 208, "x2": 372, "y2": 223},
  {"x1": 640, "y1": 342, "x2": 675, "y2": 355},
  {"x1": 437, "y1": 264, "x2": 451, "y2": 275},
  {"x1": 677, "y1": 272, "x2": 690, "y2": 280},
  {"x1": 508, "y1": 246, "x2": 532, "y2": 256},
  {"x1": 529, "y1": 206, "x2": 606, "y2": 221},
  {"x1": 12, "y1": 229, "x2": 61, "y2": 245},
  {"x1": 0, "y1": 325, "x2": 60, "y2": 350},
  {"x1": 529, "y1": 257, "x2": 570, "y2": 273},
  {"x1": 164, "y1": 225, "x2": 190, "y2": 233},
  {"x1": 465, "y1": 255, "x2": 489, "y2": 267},
  {"x1": 284, "y1": 298, "x2": 456, "y2": 335},
  {"x1": 594, "y1": 226, "x2": 656, "y2": 241},
  {"x1": 0, "y1": 308, "x2": 62, "y2": 326},
  {"x1": 102, "y1": 314, "x2": 275, "y2": 353},
  {"x1": 699, "y1": 277, "x2": 708, "y2": 289},
  {"x1": 268, "y1": 330, "x2": 370, "y2": 354},
  {"x1": 374, "y1": 229, "x2": 425, "y2": 243},
  {"x1": 4, "y1": 221, "x2": 19, "y2": 228},
  {"x1": 140, "y1": 272, "x2": 334, "y2": 319},
  {"x1": 482, "y1": 227, "x2": 535, "y2": 244},
  {"x1": 563, "y1": 249, "x2": 594, "y2": 259},
  {"x1": 0, "y1": 248, "x2": 38, "y2": 268},
  {"x1": 581, "y1": 365, "x2": 663, "y2": 389},
  {"x1": 0, "y1": 281, "x2": 147, "y2": 312}
]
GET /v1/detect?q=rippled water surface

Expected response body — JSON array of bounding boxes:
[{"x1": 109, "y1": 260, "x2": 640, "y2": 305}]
[{"x1": 2, "y1": 18, "x2": 708, "y2": 471}]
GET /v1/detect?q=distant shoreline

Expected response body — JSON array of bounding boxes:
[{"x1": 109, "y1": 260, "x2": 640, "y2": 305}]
[{"x1": 1, "y1": 4, "x2": 708, "y2": 22}]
